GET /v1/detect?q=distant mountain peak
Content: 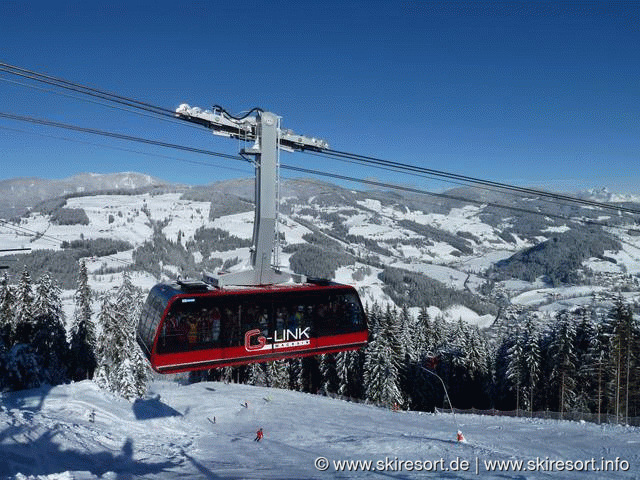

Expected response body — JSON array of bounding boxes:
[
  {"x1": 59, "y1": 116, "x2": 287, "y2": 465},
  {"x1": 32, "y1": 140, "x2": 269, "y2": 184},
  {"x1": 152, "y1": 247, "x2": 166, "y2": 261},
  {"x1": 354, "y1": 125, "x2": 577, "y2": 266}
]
[{"x1": 0, "y1": 171, "x2": 171, "y2": 219}]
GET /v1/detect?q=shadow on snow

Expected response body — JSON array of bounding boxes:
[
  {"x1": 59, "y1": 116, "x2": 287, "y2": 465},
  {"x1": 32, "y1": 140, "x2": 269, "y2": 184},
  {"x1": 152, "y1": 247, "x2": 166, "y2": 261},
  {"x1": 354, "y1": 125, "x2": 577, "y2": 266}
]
[
  {"x1": 132, "y1": 394, "x2": 182, "y2": 420},
  {"x1": 0, "y1": 434, "x2": 175, "y2": 479}
]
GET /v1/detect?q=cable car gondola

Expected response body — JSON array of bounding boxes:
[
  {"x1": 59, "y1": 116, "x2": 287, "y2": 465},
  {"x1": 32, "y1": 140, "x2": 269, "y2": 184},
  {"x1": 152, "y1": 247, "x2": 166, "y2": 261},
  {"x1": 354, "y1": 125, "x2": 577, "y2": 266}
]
[
  {"x1": 136, "y1": 106, "x2": 368, "y2": 373},
  {"x1": 137, "y1": 279, "x2": 368, "y2": 373}
]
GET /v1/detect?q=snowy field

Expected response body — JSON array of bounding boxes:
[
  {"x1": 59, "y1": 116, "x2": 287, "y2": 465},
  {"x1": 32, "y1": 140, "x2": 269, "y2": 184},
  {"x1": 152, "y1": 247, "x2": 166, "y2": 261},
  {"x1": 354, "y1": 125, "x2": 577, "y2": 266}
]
[{"x1": 1, "y1": 380, "x2": 639, "y2": 479}]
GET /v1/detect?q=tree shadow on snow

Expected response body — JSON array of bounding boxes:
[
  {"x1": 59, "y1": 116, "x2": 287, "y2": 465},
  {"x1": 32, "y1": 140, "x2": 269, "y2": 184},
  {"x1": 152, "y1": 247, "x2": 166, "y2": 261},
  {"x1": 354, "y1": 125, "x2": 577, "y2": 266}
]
[
  {"x1": 1, "y1": 383, "x2": 54, "y2": 414},
  {"x1": 0, "y1": 433, "x2": 176, "y2": 479},
  {"x1": 132, "y1": 394, "x2": 183, "y2": 420},
  {"x1": 0, "y1": 384, "x2": 55, "y2": 445}
]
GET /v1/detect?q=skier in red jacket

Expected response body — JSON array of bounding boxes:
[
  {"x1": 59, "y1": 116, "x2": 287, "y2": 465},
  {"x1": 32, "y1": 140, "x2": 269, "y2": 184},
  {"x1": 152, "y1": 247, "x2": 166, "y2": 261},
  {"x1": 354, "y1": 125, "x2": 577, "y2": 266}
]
[{"x1": 254, "y1": 428, "x2": 264, "y2": 442}]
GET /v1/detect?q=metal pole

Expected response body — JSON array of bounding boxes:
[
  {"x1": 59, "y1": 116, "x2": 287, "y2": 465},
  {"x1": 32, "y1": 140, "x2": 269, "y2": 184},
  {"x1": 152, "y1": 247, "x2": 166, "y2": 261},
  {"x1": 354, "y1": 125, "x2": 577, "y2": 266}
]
[
  {"x1": 250, "y1": 111, "x2": 278, "y2": 284},
  {"x1": 420, "y1": 366, "x2": 460, "y2": 429}
]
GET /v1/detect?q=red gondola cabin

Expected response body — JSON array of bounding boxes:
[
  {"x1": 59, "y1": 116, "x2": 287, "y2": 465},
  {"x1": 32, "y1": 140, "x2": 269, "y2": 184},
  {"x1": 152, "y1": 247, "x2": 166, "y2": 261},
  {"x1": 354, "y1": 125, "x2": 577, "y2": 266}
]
[{"x1": 137, "y1": 279, "x2": 368, "y2": 373}]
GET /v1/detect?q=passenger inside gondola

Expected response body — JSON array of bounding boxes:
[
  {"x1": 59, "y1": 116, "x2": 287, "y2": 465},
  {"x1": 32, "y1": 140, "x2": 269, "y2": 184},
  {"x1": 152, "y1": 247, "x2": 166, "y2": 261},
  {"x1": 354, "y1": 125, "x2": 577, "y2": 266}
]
[{"x1": 210, "y1": 307, "x2": 221, "y2": 343}]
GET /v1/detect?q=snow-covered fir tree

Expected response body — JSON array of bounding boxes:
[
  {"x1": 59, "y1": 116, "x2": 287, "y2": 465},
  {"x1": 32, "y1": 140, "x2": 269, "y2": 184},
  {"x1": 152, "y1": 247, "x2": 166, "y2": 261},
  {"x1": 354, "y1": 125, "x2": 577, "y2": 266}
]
[
  {"x1": 605, "y1": 297, "x2": 638, "y2": 422},
  {"x1": 493, "y1": 335, "x2": 515, "y2": 410},
  {"x1": 415, "y1": 306, "x2": 431, "y2": 357},
  {"x1": 506, "y1": 327, "x2": 526, "y2": 412},
  {"x1": 0, "y1": 273, "x2": 14, "y2": 346},
  {"x1": 319, "y1": 353, "x2": 340, "y2": 394},
  {"x1": 3, "y1": 343, "x2": 42, "y2": 391},
  {"x1": 587, "y1": 321, "x2": 610, "y2": 421},
  {"x1": 573, "y1": 307, "x2": 597, "y2": 413},
  {"x1": 267, "y1": 360, "x2": 289, "y2": 389},
  {"x1": 69, "y1": 260, "x2": 97, "y2": 380},
  {"x1": 32, "y1": 273, "x2": 67, "y2": 383},
  {"x1": 336, "y1": 349, "x2": 364, "y2": 399},
  {"x1": 0, "y1": 268, "x2": 68, "y2": 390},
  {"x1": 364, "y1": 305, "x2": 403, "y2": 408},
  {"x1": 247, "y1": 362, "x2": 267, "y2": 386},
  {"x1": 33, "y1": 273, "x2": 64, "y2": 321},
  {"x1": 429, "y1": 313, "x2": 447, "y2": 355},
  {"x1": 399, "y1": 306, "x2": 418, "y2": 361},
  {"x1": 448, "y1": 318, "x2": 468, "y2": 370},
  {"x1": 94, "y1": 274, "x2": 148, "y2": 400},
  {"x1": 220, "y1": 366, "x2": 234, "y2": 384},
  {"x1": 461, "y1": 324, "x2": 489, "y2": 380},
  {"x1": 94, "y1": 293, "x2": 125, "y2": 392},
  {"x1": 30, "y1": 312, "x2": 69, "y2": 385},
  {"x1": 521, "y1": 314, "x2": 541, "y2": 412},
  {"x1": 13, "y1": 266, "x2": 34, "y2": 343},
  {"x1": 118, "y1": 272, "x2": 150, "y2": 395},
  {"x1": 550, "y1": 310, "x2": 577, "y2": 416},
  {"x1": 385, "y1": 305, "x2": 405, "y2": 366}
]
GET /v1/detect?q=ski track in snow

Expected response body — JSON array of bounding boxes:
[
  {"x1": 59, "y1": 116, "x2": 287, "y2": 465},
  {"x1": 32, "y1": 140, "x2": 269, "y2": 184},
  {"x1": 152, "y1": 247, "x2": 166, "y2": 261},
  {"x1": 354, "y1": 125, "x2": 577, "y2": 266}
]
[{"x1": 1, "y1": 380, "x2": 639, "y2": 479}]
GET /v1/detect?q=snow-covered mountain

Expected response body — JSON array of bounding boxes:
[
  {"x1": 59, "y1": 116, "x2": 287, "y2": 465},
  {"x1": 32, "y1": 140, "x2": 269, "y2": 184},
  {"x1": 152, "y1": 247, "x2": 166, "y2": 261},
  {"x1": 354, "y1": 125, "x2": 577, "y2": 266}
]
[
  {"x1": 1, "y1": 172, "x2": 640, "y2": 328},
  {"x1": 0, "y1": 172, "x2": 170, "y2": 219},
  {"x1": 2, "y1": 380, "x2": 638, "y2": 479}
]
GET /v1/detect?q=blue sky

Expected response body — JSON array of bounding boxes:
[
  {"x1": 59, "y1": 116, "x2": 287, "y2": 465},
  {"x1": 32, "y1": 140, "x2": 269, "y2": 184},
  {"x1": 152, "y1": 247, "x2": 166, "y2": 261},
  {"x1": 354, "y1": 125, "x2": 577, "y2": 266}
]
[{"x1": 1, "y1": 1, "x2": 639, "y2": 193}]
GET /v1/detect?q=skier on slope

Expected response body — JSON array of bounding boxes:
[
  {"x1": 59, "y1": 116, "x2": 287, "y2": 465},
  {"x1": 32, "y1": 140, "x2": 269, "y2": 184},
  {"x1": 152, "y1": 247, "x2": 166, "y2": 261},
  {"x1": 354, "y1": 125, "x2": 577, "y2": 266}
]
[{"x1": 254, "y1": 428, "x2": 264, "y2": 442}]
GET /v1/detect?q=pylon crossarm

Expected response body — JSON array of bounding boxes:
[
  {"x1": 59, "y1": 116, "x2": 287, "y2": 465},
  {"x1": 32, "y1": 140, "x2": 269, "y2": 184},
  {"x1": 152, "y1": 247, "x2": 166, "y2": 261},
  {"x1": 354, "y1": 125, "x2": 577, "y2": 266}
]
[{"x1": 176, "y1": 104, "x2": 327, "y2": 286}]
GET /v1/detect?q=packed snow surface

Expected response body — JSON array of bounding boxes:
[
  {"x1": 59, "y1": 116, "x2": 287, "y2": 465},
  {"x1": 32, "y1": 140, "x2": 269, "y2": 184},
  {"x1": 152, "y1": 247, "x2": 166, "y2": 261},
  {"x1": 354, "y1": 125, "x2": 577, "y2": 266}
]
[{"x1": 1, "y1": 381, "x2": 639, "y2": 479}]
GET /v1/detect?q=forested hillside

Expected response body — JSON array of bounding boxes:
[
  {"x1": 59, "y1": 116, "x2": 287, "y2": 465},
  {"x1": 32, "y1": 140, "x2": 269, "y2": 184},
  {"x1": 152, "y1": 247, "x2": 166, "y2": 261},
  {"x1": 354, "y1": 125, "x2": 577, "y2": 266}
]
[{"x1": 0, "y1": 174, "x2": 639, "y2": 421}]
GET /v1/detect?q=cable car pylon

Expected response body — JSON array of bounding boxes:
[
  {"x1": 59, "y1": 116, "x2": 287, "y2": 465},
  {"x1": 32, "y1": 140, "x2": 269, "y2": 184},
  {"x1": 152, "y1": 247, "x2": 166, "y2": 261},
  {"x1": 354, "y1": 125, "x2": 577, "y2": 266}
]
[
  {"x1": 175, "y1": 104, "x2": 328, "y2": 287},
  {"x1": 138, "y1": 105, "x2": 368, "y2": 373}
]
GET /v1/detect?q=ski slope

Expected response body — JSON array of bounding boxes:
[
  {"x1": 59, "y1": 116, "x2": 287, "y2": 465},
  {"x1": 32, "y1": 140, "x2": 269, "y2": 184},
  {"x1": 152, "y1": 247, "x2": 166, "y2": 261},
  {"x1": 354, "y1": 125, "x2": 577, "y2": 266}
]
[{"x1": 1, "y1": 380, "x2": 639, "y2": 479}]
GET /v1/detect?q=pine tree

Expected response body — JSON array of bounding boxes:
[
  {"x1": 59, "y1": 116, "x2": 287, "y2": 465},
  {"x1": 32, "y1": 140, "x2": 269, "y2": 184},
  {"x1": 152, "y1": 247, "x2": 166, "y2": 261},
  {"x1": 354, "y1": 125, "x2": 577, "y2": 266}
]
[
  {"x1": 319, "y1": 353, "x2": 340, "y2": 394},
  {"x1": 493, "y1": 336, "x2": 515, "y2": 410},
  {"x1": 297, "y1": 356, "x2": 321, "y2": 393},
  {"x1": 33, "y1": 273, "x2": 64, "y2": 321},
  {"x1": 117, "y1": 271, "x2": 149, "y2": 398},
  {"x1": 587, "y1": 321, "x2": 610, "y2": 422},
  {"x1": 13, "y1": 266, "x2": 34, "y2": 344},
  {"x1": 117, "y1": 272, "x2": 137, "y2": 313},
  {"x1": 288, "y1": 359, "x2": 302, "y2": 391},
  {"x1": 336, "y1": 349, "x2": 364, "y2": 399},
  {"x1": 94, "y1": 281, "x2": 148, "y2": 401},
  {"x1": 94, "y1": 293, "x2": 124, "y2": 392},
  {"x1": 0, "y1": 273, "x2": 14, "y2": 346},
  {"x1": 522, "y1": 315, "x2": 541, "y2": 413},
  {"x1": 247, "y1": 362, "x2": 267, "y2": 386},
  {"x1": 267, "y1": 360, "x2": 289, "y2": 389},
  {"x1": 462, "y1": 324, "x2": 489, "y2": 379},
  {"x1": 4, "y1": 343, "x2": 42, "y2": 390},
  {"x1": 550, "y1": 310, "x2": 577, "y2": 417},
  {"x1": 366, "y1": 303, "x2": 382, "y2": 342},
  {"x1": 116, "y1": 358, "x2": 139, "y2": 400},
  {"x1": 506, "y1": 327, "x2": 526, "y2": 413},
  {"x1": 31, "y1": 313, "x2": 69, "y2": 385},
  {"x1": 573, "y1": 307, "x2": 597, "y2": 414},
  {"x1": 399, "y1": 306, "x2": 417, "y2": 361},
  {"x1": 430, "y1": 314, "x2": 447, "y2": 354},
  {"x1": 0, "y1": 333, "x2": 7, "y2": 390},
  {"x1": 448, "y1": 318, "x2": 467, "y2": 370},
  {"x1": 445, "y1": 321, "x2": 490, "y2": 409},
  {"x1": 221, "y1": 366, "x2": 234, "y2": 383},
  {"x1": 605, "y1": 297, "x2": 637, "y2": 423},
  {"x1": 415, "y1": 306, "x2": 431, "y2": 356},
  {"x1": 364, "y1": 305, "x2": 403, "y2": 408},
  {"x1": 69, "y1": 260, "x2": 97, "y2": 380}
]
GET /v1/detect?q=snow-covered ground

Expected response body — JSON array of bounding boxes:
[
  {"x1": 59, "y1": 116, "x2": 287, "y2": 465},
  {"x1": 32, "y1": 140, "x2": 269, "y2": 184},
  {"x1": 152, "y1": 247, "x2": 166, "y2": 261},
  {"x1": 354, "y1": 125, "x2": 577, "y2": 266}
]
[{"x1": 1, "y1": 380, "x2": 638, "y2": 479}]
